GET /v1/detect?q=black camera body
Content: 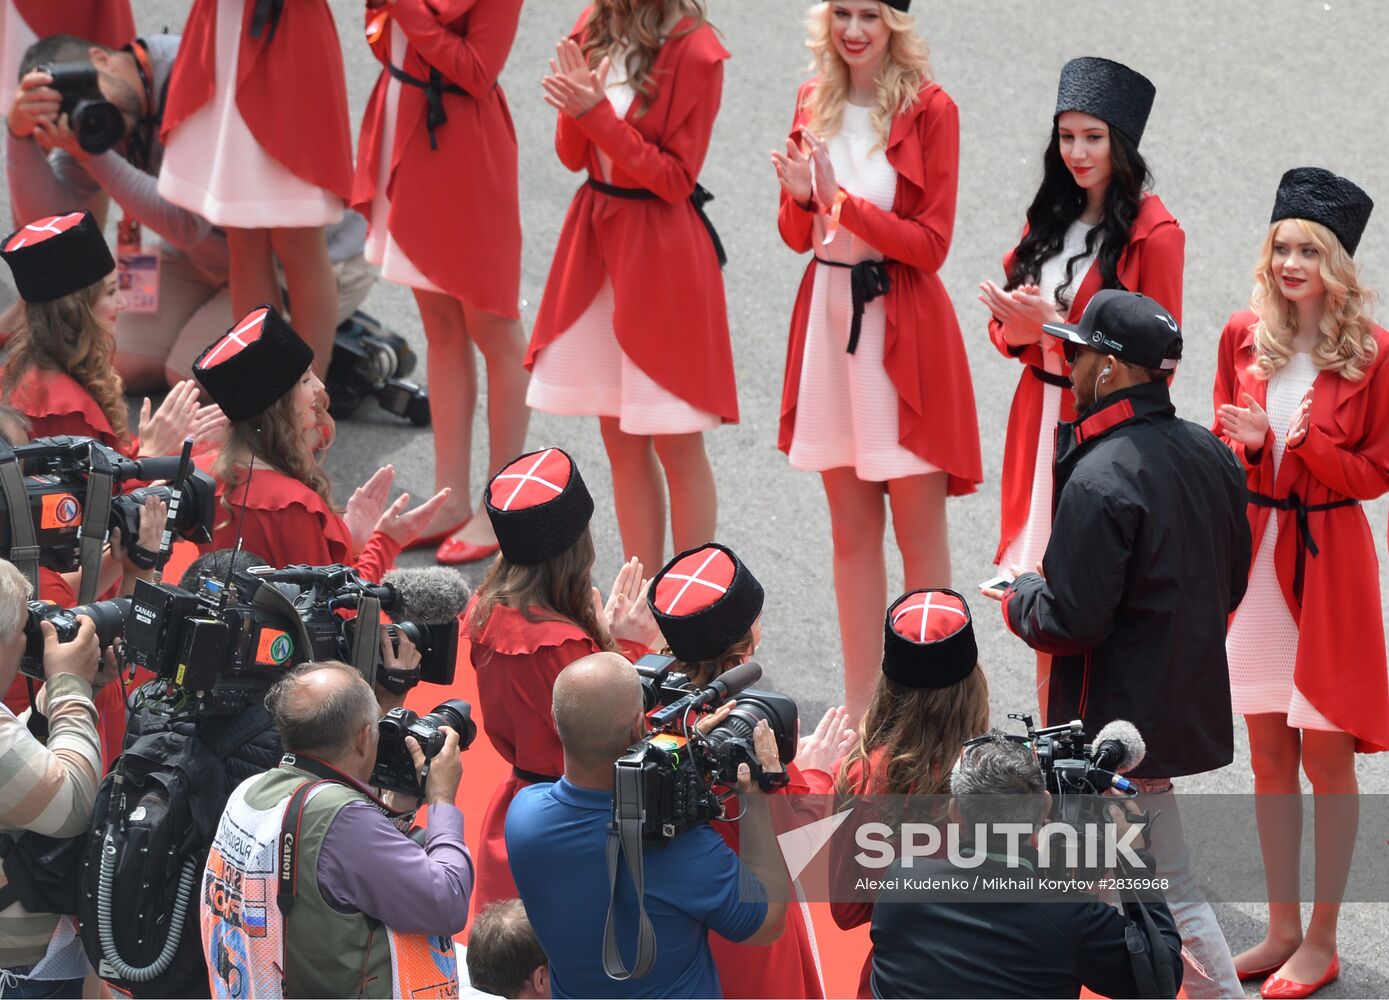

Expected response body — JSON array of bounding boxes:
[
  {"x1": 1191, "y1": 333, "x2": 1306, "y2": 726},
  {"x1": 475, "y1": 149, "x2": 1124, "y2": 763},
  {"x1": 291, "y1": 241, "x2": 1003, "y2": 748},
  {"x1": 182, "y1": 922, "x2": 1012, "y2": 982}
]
[
  {"x1": 327, "y1": 312, "x2": 431, "y2": 426},
  {"x1": 20, "y1": 597, "x2": 129, "y2": 680},
  {"x1": 372, "y1": 700, "x2": 476, "y2": 796},
  {"x1": 38, "y1": 62, "x2": 126, "y2": 154},
  {"x1": 617, "y1": 655, "x2": 798, "y2": 843},
  {"x1": 1003, "y1": 714, "x2": 1134, "y2": 798}
]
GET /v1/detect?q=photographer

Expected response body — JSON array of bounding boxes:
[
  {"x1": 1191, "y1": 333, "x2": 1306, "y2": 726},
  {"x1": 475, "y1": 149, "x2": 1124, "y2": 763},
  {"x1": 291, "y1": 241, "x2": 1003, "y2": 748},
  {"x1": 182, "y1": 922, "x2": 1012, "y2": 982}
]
[
  {"x1": 0, "y1": 557, "x2": 103, "y2": 998},
  {"x1": 869, "y1": 732, "x2": 1183, "y2": 999},
  {"x1": 201, "y1": 660, "x2": 472, "y2": 998},
  {"x1": 5, "y1": 33, "x2": 374, "y2": 393},
  {"x1": 506, "y1": 652, "x2": 787, "y2": 999}
]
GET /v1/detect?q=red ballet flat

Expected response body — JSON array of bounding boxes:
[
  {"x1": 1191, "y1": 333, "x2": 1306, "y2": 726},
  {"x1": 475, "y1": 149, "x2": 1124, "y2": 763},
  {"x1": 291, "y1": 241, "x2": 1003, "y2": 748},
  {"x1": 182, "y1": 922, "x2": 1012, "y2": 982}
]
[
  {"x1": 1237, "y1": 959, "x2": 1286, "y2": 982},
  {"x1": 1260, "y1": 953, "x2": 1340, "y2": 999},
  {"x1": 435, "y1": 535, "x2": 500, "y2": 566},
  {"x1": 402, "y1": 517, "x2": 470, "y2": 552}
]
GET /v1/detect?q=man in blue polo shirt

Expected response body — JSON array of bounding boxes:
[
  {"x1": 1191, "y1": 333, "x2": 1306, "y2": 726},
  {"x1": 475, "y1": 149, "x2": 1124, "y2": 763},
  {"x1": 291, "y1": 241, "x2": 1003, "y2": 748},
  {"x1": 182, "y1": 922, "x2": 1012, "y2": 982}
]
[{"x1": 505, "y1": 652, "x2": 788, "y2": 999}]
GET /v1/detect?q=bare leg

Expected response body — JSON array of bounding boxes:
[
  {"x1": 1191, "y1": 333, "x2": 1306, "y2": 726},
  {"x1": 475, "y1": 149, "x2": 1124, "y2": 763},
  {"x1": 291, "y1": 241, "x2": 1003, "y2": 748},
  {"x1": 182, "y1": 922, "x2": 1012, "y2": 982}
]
[
  {"x1": 453, "y1": 303, "x2": 532, "y2": 547},
  {"x1": 1275, "y1": 729, "x2": 1357, "y2": 983},
  {"x1": 1233, "y1": 713, "x2": 1305, "y2": 975},
  {"x1": 412, "y1": 289, "x2": 478, "y2": 536},
  {"x1": 225, "y1": 228, "x2": 283, "y2": 320},
  {"x1": 269, "y1": 226, "x2": 337, "y2": 375},
  {"x1": 599, "y1": 417, "x2": 665, "y2": 569},
  {"x1": 1033, "y1": 652, "x2": 1052, "y2": 726},
  {"x1": 886, "y1": 471, "x2": 950, "y2": 589},
  {"x1": 821, "y1": 467, "x2": 887, "y2": 723},
  {"x1": 652, "y1": 432, "x2": 717, "y2": 554},
  {"x1": 113, "y1": 354, "x2": 171, "y2": 394}
]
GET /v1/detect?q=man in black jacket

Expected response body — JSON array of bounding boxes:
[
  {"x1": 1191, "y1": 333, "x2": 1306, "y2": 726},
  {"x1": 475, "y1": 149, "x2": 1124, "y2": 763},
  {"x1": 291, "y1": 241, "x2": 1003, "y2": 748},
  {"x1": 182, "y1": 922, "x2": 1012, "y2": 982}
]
[{"x1": 983, "y1": 289, "x2": 1251, "y2": 999}]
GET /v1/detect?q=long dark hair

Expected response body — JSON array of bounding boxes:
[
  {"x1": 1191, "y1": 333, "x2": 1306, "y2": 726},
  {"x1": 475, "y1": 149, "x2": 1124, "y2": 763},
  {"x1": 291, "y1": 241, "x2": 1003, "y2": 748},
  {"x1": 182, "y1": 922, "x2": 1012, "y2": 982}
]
[{"x1": 1005, "y1": 122, "x2": 1152, "y2": 309}]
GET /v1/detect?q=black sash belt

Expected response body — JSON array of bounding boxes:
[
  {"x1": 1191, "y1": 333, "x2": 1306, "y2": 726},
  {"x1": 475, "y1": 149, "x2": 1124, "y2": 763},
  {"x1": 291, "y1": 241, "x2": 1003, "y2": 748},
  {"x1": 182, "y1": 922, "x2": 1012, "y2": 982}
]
[
  {"x1": 1248, "y1": 491, "x2": 1359, "y2": 603},
  {"x1": 1030, "y1": 365, "x2": 1073, "y2": 389},
  {"x1": 812, "y1": 258, "x2": 893, "y2": 355},
  {"x1": 513, "y1": 765, "x2": 561, "y2": 785},
  {"x1": 250, "y1": 0, "x2": 284, "y2": 42},
  {"x1": 585, "y1": 177, "x2": 727, "y2": 268},
  {"x1": 386, "y1": 63, "x2": 471, "y2": 151}
]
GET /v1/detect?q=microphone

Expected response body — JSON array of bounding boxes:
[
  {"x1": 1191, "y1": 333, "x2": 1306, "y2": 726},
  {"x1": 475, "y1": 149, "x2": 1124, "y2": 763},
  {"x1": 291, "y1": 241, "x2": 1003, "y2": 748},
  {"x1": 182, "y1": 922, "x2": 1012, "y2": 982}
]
[
  {"x1": 692, "y1": 660, "x2": 763, "y2": 709},
  {"x1": 114, "y1": 454, "x2": 184, "y2": 482},
  {"x1": 1092, "y1": 720, "x2": 1146, "y2": 774},
  {"x1": 380, "y1": 567, "x2": 472, "y2": 623}
]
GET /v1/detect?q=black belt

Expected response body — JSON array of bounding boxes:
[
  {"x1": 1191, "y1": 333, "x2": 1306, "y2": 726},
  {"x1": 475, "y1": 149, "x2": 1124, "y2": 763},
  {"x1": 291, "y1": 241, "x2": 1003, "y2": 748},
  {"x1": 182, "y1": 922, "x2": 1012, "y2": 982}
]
[
  {"x1": 585, "y1": 177, "x2": 727, "y2": 268},
  {"x1": 249, "y1": 0, "x2": 284, "y2": 42},
  {"x1": 387, "y1": 63, "x2": 471, "y2": 151},
  {"x1": 812, "y1": 258, "x2": 892, "y2": 355},
  {"x1": 1248, "y1": 491, "x2": 1359, "y2": 603},
  {"x1": 1030, "y1": 365, "x2": 1073, "y2": 389},
  {"x1": 513, "y1": 765, "x2": 561, "y2": 785}
]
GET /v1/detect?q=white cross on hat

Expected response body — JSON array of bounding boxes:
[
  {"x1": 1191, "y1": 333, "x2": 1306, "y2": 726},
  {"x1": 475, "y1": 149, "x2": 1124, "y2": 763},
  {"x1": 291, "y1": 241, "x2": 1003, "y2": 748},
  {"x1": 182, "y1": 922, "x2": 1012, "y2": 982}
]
[
  {"x1": 891, "y1": 591, "x2": 968, "y2": 643},
  {"x1": 492, "y1": 449, "x2": 568, "y2": 511},
  {"x1": 200, "y1": 308, "x2": 269, "y2": 368},
  {"x1": 656, "y1": 548, "x2": 732, "y2": 615}
]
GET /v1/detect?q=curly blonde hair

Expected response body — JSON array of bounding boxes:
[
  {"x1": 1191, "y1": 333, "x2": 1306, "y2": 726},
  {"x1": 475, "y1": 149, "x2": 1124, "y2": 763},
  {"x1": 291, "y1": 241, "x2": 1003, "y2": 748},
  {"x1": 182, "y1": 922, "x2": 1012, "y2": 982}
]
[
  {"x1": 213, "y1": 390, "x2": 336, "y2": 527},
  {"x1": 580, "y1": 0, "x2": 710, "y2": 117},
  {"x1": 0, "y1": 279, "x2": 129, "y2": 446},
  {"x1": 1251, "y1": 218, "x2": 1378, "y2": 382},
  {"x1": 802, "y1": 1, "x2": 932, "y2": 151}
]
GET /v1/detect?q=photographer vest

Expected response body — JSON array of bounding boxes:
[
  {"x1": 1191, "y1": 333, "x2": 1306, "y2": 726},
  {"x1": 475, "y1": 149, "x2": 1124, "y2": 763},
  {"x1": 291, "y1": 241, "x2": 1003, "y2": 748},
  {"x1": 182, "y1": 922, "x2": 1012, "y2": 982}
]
[{"x1": 200, "y1": 766, "x2": 458, "y2": 998}]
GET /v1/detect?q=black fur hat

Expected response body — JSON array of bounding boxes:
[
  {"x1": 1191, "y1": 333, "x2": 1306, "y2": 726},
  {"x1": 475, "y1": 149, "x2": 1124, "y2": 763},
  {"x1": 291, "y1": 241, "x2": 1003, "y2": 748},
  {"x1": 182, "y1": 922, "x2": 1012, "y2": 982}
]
[
  {"x1": 1270, "y1": 167, "x2": 1374, "y2": 257},
  {"x1": 882, "y1": 589, "x2": 978, "y2": 689},
  {"x1": 879, "y1": 0, "x2": 911, "y2": 9},
  {"x1": 192, "y1": 305, "x2": 314, "y2": 422},
  {"x1": 485, "y1": 448, "x2": 594, "y2": 565},
  {"x1": 648, "y1": 543, "x2": 765, "y2": 663},
  {"x1": 0, "y1": 211, "x2": 115, "y2": 303},
  {"x1": 1054, "y1": 56, "x2": 1156, "y2": 146}
]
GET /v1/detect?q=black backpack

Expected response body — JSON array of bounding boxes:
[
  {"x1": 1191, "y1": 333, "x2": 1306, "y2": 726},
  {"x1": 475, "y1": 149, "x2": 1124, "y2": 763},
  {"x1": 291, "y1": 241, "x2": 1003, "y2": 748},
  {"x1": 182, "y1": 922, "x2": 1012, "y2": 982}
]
[{"x1": 77, "y1": 706, "x2": 274, "y2": 999}]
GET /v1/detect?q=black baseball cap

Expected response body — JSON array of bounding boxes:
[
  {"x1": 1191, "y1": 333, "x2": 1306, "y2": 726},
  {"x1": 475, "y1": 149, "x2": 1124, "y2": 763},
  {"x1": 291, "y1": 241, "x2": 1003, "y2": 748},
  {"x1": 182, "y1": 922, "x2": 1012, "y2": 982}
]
[{"x1": 1042, "y1": 289, "x2": 1182, "y2": 370}]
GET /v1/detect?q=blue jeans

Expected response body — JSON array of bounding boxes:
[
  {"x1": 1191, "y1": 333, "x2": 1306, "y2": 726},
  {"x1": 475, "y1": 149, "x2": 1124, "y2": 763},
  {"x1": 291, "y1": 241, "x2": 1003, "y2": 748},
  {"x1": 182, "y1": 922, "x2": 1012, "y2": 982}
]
[{"x1": 0, "y1": 969, "x2": 83, "y2": 1000}]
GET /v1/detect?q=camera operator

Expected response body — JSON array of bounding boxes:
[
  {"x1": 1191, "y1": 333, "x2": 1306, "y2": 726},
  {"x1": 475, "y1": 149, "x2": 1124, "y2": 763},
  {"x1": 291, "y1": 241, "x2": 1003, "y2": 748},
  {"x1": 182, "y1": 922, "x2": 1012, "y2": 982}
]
[
  {"x1": 464, "y1": 900, "x2": 549, "y2": 1000},
  {"x1": 5, "y1": 33, "x2": 374, "y2": 393},
  {"x1": 870, "y1": 732, "x2": 1183, "y2": 1000},
  {"x1": 0, "y1": 557, "x2": 104, "y2": 997},
  {"x1": 505, "y1": 652, "x2": 788, "y2": 999},
  {"x1": 981, "y1": 290, "x2": 1251, "y2": 998},
  {"x1": 201, "y1": 660, "x2": 472, "y2": 998}
]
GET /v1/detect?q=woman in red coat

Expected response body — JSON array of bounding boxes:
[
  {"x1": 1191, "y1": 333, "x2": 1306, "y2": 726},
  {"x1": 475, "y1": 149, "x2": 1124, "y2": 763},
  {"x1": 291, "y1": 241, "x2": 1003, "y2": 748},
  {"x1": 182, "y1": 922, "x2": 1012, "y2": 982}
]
[
  {"x1": 526, "y1": 1, "x2": 733, "y2": 573},
  {"x1": 353, "y1": 0, "x2": 529, "y2": 565},
  {"x1": 1213, "y1": 168, "x2": 1389, "y2": 999},
  {"x1": 977, "y1": 56, "x2": 1182, "y2": 720},
  {"x1": 771, "y1": 0, "x2": 981, "y2": 720},
  {"x1": 465, "y1": 448, "x2": 659, "y2": 914},
  {"x1": 192, "y1": 305, "x2": 447, "y2": 582},
  {"x1": 158, "y1": 0, "x2": 350, "y2": 371}
]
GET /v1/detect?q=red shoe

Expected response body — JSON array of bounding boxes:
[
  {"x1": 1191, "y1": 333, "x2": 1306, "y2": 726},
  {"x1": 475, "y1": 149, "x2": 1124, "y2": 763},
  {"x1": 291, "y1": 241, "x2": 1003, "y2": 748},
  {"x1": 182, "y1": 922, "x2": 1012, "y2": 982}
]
[
  {"x1": 435, "y1": 535, "x2": 500, "y2": 565},
  {"x1": 402, "y1": 517, "x2": 470, "y2": 552},
  {"x1": 1261, "y1": 953, "x2": 1340, "y2": 999},
  {"x1": 1238, "y1": 959, "x2": 1286, "y2": 982}
]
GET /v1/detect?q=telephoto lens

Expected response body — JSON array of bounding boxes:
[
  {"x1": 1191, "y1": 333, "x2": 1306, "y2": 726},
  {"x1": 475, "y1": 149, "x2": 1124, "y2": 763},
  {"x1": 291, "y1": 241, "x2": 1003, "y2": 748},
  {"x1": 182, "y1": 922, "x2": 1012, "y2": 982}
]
[{"x1": 19, "y1": 597, "x2": 130, "y2": 679}]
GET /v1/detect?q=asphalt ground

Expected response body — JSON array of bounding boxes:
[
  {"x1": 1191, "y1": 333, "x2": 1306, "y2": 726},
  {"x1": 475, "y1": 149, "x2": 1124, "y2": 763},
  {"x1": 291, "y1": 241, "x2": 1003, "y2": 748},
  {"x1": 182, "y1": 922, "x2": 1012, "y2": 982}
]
[{"x1": 3, "y1": 1, "x2": 1389, "y2": 995}]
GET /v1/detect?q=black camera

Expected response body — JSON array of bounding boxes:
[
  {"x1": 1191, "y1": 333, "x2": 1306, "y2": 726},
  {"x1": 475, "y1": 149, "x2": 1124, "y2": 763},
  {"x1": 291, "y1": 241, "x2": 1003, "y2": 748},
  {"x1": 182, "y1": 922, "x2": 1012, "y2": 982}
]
[
  {"x1": 19, "y1": 597, "x2": 129, "y2": 680},
  {"x1": 371, "y1": 699, "x2": 476, "y2": 797},
  {"x1": 999, "y1": 713, "x2": 1143, "y2": 799},
  {"x1": 0, "y1": 437, "x2": 215, "y2": 573},
  {"x1": 616, "y1": 655, "x2": 798, "y2": 844},
  {"x1": 327, "y1": 311, "x2": 430, "y2": 426},
  {"x1": 38, "y1": 63, "x2": 125, "y2": 154}
]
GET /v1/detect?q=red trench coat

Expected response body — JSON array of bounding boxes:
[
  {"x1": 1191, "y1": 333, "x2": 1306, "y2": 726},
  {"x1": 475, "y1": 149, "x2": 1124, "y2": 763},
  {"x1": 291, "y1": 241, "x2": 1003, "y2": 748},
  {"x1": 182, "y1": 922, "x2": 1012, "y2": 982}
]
[
  {"x1": 987, "y1": 194, "x2": 1183, "y2": 563},
  {"x1": 352, "y1": 0, "x2": 522, "y2": 319},
  {"x1": 161, "y1": 0, "x2": 352, "y2": 201},
  {"x1": 526, "y1": 14, "x2": 737, "y2": 423},
  {"x1": 1213, "y1": 312, "x2": 1389, "y2": 752},
  {"x1": 778, "y1": 80, "x2": 981, "y2": 494},
  {"x1": 13, "y1": 1, "x2": 133, "y2": 47}
]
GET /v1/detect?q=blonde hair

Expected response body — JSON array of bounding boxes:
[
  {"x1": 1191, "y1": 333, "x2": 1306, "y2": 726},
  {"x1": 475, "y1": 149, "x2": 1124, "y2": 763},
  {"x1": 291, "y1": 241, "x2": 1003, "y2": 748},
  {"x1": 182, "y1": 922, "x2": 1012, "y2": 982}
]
[
  {"x1": 213, "y1": 390, "x2": 335, "y2": 526},
  {"x1": 580, "y1": 0, "x2": 710, "y2": 117},
  {"x1": 0, "y1": 558, "x2": 33, "y2": 640},
  {"x1": 0, "y1": 279, "x2": 129, "y2": 446},
  {"x1": 1251, "y1": 218, "x2": 1378, "y2": 382},
  {"x1": 802, "y1": 1, "x2": 932, "y2": 151}
]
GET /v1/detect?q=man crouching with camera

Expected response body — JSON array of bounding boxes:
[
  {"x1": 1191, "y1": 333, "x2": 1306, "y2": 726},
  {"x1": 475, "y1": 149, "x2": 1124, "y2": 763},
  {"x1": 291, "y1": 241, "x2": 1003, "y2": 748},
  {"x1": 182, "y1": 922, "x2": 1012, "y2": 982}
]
[
  {"x1": 199, "y1": 662, "x2": 473, "y2": 998},
  {"x1": 506, "y1": 652, "x2": 788, "y2": 998}
]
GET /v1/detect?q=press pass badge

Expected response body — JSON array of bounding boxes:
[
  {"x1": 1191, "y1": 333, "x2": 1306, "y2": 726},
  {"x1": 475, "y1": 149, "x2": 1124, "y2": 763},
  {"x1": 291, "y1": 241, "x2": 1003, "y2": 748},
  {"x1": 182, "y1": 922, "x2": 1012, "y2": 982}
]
[{"x1": 117, "y1": 244, "x2": 160, "y2": 313}]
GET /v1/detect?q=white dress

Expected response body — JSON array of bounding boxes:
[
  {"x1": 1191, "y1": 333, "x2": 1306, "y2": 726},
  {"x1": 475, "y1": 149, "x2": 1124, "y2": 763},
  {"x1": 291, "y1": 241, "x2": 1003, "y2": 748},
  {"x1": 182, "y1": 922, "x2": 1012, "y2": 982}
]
[
  {"x1": 1226, "y1": 352, "x2": 1336, "y2": 729},
  {"x1": 157, "y1": 0, "x2": 343, "y2": 228},
  {"x1": 527, "y1": 45, "x2": 720, "y2": 436},
  {"x1": 363, "y1": 26, "x2": 443, "y2": 294},
  {"x1": 787, "y1": 103, "x2": 932, "y2": 481},
  {"x1": 998, "y1": 220, "x2": 1097, "y2": 572}
]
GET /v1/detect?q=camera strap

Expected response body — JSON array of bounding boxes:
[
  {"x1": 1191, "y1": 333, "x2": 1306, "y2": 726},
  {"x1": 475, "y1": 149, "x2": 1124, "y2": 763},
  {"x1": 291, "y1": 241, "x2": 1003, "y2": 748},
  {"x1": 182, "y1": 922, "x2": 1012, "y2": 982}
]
[
  {"x1": 0, "y1": 442, "x2": 40, "y2": 593},
  {"x1": 602, "y1": 761, "x2": 657, "y2": 981},
  {"x1": 77, "y1": 443, "x2": 115, "y2": 604},
  {"x1": 349, "y1": 595, "x2": 382, "y2": 690},
  {"x1": 1116, "y1": 848, "x2": 1178, "y2": 999}
]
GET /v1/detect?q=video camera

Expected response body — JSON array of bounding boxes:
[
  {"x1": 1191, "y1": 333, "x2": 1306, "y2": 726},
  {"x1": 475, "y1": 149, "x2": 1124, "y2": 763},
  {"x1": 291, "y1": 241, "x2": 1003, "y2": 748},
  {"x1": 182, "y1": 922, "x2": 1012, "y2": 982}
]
[
  {"x1": 0, "y1": 436, "x2": 215, "y2": 573},
  {"x1": 37, "y1": 62, "x2": 125, "y2": 154},
  {"x1": 327, "y1": 311, "x2": 431, "y2": 427},
  {"x1": 615, "y1": 654, "x2": 798, "y2": 844},
  {"x1": 123, "y1": 563, "x2": 466, "y2": 715},
  {"x1": 372, "y1": 699, "x2": 476, "y2": 797},
  {"x1": 19, "y1": 597, "x2": 129, "y2": 680},
  {"x1": 1000, "y1": 713, "x2": 1145, "y2": 798}
]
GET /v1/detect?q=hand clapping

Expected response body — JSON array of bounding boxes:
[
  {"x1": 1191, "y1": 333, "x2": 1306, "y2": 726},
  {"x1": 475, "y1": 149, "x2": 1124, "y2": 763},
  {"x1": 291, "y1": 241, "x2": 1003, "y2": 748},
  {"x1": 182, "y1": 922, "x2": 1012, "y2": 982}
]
[{"x1": 542, "y1": 38, "x2": 610, "y2": 118}]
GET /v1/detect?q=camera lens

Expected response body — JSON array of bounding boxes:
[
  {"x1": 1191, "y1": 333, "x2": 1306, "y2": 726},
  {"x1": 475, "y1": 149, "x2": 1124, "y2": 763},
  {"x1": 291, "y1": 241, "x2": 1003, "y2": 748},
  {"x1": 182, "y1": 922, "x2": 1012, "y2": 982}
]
[
  {"x1": 420, "y1": 699, "x2": 477, "y2": 752},
  {"x1": 69, "y1": 598, "x2": 131, "y2": 648},
  {"x1": 703, "y1": 692, "x2": 799, "y2": 766},
  {"x1": 72, "y1": 100, "x2": 126, "y2": 154}
]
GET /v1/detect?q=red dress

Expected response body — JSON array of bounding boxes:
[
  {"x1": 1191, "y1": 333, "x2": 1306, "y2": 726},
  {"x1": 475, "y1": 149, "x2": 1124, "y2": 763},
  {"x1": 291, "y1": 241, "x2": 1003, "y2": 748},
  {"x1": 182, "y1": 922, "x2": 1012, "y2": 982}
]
[
  {"x1": 160, "y1": 0, "x2": 352, "y2": 201},
  {"x1": 987, "y1": 195, "x2": 1183, "y2": 563},
  {"x1": 207, "y1": 465, "x2": 400, "y2": 583},
  {"x1": 3, "y1": 366, "x2": 132, "y2": 455},
  {"x1": 352, "y1": 0, "x2": 522, "y2": 319},
  {"x1": 778, "y1": 80, "x2": 980, "y2": 495},
  {"x1": 12, "y1": 1, "x2": 133, "y2": 45},
  {"x1": 468, "y1": 601, "x2": 649, "y2": 914},
  {"x1": 1212, "y1": 312, "x2": 1389, "y2": 752},
  {"x1": 526, "y1": 13, "x2": 737, "y2": 424}
]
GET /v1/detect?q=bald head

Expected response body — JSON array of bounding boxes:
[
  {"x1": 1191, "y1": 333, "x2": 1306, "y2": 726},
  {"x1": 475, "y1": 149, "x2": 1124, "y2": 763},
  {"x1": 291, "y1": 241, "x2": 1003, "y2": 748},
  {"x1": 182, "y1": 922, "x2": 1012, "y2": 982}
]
[
  {"x1": 553, "y1": 652, "x2": 644, "y2": 765},
  {"x1": 265, "y1": 661, "x2": 377, "y2": 759}
]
